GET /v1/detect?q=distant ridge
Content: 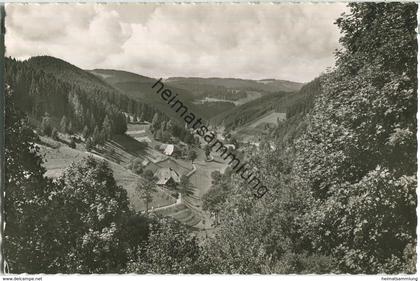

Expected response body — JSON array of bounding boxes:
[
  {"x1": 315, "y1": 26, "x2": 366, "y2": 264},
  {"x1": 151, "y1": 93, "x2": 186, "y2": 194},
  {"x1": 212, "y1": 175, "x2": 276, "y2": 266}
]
[{"x1": 165, "y1": 76, "x2": 303, "y2": 93}]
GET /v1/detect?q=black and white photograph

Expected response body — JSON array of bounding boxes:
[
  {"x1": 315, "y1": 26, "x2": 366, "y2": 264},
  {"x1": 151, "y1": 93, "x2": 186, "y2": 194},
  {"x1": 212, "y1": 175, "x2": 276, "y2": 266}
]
[{"x1": 2, "y1": 2, "x2": 418, "y2": 277}]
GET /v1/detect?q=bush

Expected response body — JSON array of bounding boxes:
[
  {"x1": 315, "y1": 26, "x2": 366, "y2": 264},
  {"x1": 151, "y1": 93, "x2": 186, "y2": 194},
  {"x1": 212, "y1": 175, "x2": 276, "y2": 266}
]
[
  {"x1": 51, "y1": 127, "x2": 59, "y2": 141},
  {"x1": 86, "y1": 138, "x2": 94, "y2": 151},
  {"x1": 68, "y1": 138, "x2": 76, "y2": 149},
  {"x1": 40, "y1": 114, "x2": 52, "y2": 136},
  {"x1": 130, "y1": 158, "x2": 143, "y2": 175}
]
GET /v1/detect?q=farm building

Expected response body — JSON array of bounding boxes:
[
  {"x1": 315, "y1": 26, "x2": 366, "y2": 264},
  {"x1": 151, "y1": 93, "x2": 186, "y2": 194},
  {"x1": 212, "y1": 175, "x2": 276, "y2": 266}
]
[
  {"x1": 159, "y1": 144, "x2": 182, "y2": 157},
  {"x1": 164, "y1": 145, "x2": 174, "y2": 156},
  {"x1": 154, "y1": 167, "x2": 181, "y2": 187}
]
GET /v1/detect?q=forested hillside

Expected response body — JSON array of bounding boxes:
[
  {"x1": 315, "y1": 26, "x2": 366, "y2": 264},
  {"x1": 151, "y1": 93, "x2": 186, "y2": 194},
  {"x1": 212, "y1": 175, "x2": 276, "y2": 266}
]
[
  {"x1": 211, "y1": 78, "x2": 319, "y2": 130},
  {"x1": 90, "y1": 70, "x2": 303, "y2": 120},
  {"x1": 5, "y1": 57, "x2": 164, "y2": 138},
  {"x1": 89, "y1": 68, "x2": 206, "y2": 120}
]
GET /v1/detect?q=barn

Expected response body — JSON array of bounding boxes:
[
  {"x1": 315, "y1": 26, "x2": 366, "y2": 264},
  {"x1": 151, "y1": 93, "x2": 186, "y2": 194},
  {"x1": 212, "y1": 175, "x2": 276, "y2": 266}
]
[{"x1": 154, "y1": 167, "x2": 181, "y2": 188}]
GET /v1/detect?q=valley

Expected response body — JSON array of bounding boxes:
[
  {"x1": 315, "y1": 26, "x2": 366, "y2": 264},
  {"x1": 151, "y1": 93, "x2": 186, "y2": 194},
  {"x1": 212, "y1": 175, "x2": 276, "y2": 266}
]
[
  {"x1": 6, "y1": 55, "x2": 310, "y2": 235},
  {"x1": 5, "y1": 3, "x2": 416, "y2": 274},
  {"x1": 192, "y1": 90, "x2": 263, "y2": 106}
]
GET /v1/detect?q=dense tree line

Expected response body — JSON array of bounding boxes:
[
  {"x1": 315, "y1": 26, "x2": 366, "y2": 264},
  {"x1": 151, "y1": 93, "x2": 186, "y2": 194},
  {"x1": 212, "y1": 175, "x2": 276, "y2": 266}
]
[
  {"x1": 293, "y1": 3, "x2": 417, "y2": 272},
  {"x1": 150, "y1": 112, "x2": 198, "y2": 145},
  {"x1": 285, "y1": 78, "x2": 321, "y2": 119},
  {"x1": 270, "y1": 78, "x2": 323, "y2": 145}
]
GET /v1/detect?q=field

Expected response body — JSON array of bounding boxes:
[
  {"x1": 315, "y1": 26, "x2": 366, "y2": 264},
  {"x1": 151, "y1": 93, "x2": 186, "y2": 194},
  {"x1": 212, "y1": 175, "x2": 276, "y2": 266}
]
[
  {"x1": 247, "y1": 111, "x2": 286, "y2": 128},
  {"x1": 41, "y1": 140, "x2": 87, "y2": 178},
  {"x1": 155, "y1": 203, "x2": 202, "y2": 227},
  {"x1": 39, "y1": 135, "x2": 175, "y2": 212},
  {"x1": 189, "y1": 149, "x2": 225, "y2": 197},
  {"x1": 126, "y1": 123, "x2": 167, "y2": 163}
]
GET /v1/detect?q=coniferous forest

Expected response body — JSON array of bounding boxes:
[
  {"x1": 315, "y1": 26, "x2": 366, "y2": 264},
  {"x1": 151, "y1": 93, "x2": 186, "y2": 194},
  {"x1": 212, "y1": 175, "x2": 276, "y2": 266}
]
[
  {"x1": 5, "y1": 56, "x2": 166, "y2": 139},
  {"x1": 4, "y1": 2, "x2": 417, "y2": 274}
]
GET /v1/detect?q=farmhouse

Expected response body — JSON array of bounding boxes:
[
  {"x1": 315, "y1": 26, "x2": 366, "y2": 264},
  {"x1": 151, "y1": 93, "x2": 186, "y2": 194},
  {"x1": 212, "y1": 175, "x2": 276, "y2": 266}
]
[
  {"x1": 154, "y1": 167, "x2": 181, "y2": 187},
  {"x1": 159, "y1": 144, "x2": 182, "y2": 157},
  {"x1": 163, "y1": 144, "x2": 175, "y2": 155}
]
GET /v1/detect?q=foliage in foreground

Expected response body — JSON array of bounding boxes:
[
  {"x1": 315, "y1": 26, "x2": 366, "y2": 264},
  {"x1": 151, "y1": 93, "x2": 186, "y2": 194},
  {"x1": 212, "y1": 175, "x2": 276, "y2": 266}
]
[{"x1": 202, "y1": 2, "x2": 417, "y2": 274}]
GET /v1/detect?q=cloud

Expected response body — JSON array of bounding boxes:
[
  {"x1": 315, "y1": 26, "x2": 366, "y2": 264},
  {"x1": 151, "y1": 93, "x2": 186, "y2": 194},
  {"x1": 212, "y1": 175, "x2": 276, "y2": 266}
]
[{"x1": 6, "y1": 3, "x2": 346, "y2": 82}]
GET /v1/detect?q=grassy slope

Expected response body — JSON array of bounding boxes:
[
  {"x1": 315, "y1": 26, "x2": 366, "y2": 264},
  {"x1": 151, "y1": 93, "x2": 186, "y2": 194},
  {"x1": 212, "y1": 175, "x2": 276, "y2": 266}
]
[
  {"x1": 247, "y1": 112, "x2": 287, "y2": 128},
  {"x1": 39, "y1": 134, "x2": 176, "y2": 212}
]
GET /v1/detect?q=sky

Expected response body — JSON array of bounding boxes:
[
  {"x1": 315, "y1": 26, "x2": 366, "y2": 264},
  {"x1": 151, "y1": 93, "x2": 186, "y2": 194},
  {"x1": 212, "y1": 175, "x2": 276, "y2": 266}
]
[{"x1": 6, "y1": 3, "x2": 347, "y2": 83}]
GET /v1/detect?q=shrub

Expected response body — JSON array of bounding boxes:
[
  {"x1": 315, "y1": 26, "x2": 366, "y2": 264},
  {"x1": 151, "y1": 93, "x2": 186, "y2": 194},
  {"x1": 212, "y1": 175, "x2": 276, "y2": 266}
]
[
  {"x1": 130, "y1": 158, "x2": 144, "y2": 175},
  {"x1": 68, "y1": 138, "x2": 76, "y2": 149}
]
